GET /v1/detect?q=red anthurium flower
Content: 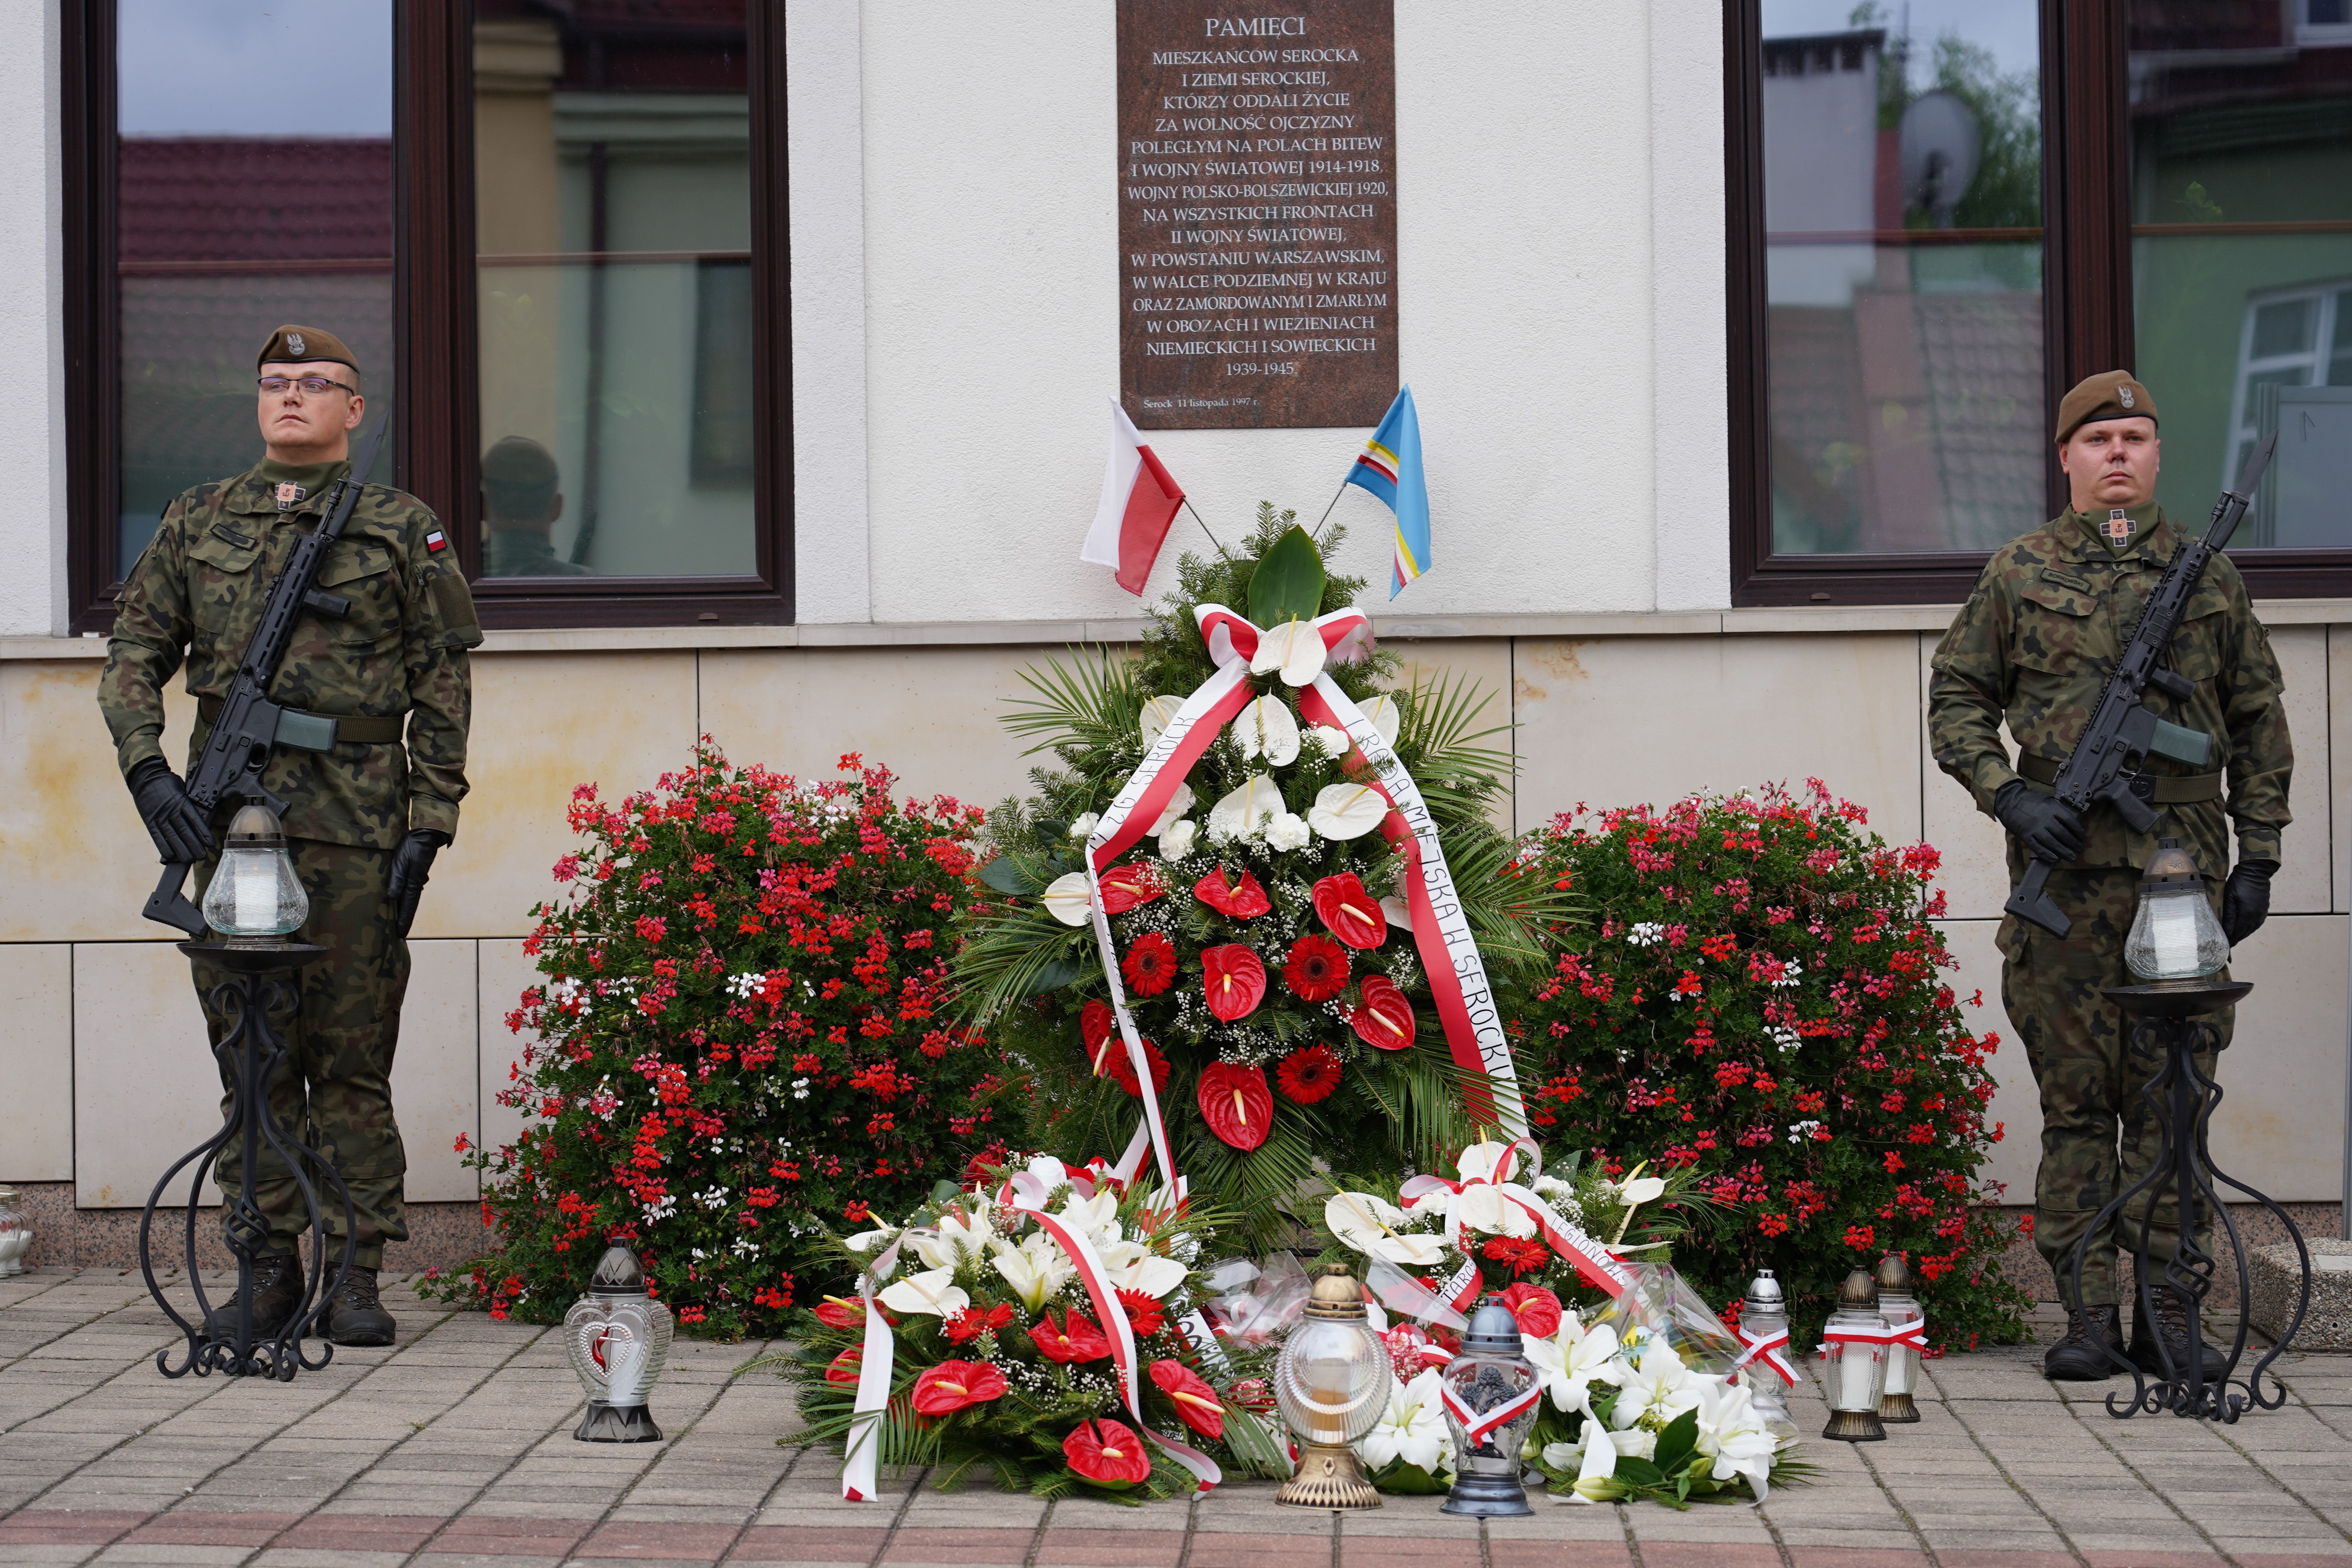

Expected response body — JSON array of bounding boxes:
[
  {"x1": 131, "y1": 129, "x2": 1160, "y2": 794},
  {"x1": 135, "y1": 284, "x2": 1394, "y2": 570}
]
[
  {"x1": 1349, "y1": 974, "x2": 1418, "y2": 1052},
  {"x1": 1499, "y1": 1283, "x2": 1563, "y2": 1338},
  {"x1": 1194, "y1": 866, "x2": 1272, "y2": 920},
  {"x1": 1105, "y1": 1035, "x2": 1171, "y2": 1098},
  {"x1": 1312, "y1": 872, "x2": 1386, "y2": 949},
  {"x1": 1198, "y1": 1062, "x2": 1273, "y2": 1151},
  {"x1": 813, "y1": 1295, "x2": 866, "y2": 1330},
  {"x1": 1064, "y1": 1417, "x2": 1153, "y2": 1486},
  {"x1": 1283, "y1": 934, "x2": 1350, "y2": 1001},
  {"x1": 1098, "y1": 863, "x2": 1165, "y2": 914},
  {"x1": 1150, "y1": 1358, "x2": 1226, "y2": 1440},
  {"x1": 941, "y1": 1302, "x2": 1015, "y2": 1345},
  {"x1": 1200, "y1": 945, "x2": 1267, "y2": 1021},
  {"x1": 1029, "y1": 1308, "x2": 1113, "y2": 1363},
  {"x1": 1081, "y1": 1000, "x2": 1115, "y2": 1067},
  {"x1": 911, "y1": 1358, "x2": 1009, "y2": 1415},
  {"x1": 824, "y1": 1346, "x2": 863, "y2": 1386},
  {"x1": 1117, "y1": 1288, "x2": 1167, "y2": 1339},
  {"x1": 1122, "y1": 931, "x2": 1179, "y2": 997},
  {"x1": 1274, "y1": 1044, "x2": 1343, "y2": 1104}
]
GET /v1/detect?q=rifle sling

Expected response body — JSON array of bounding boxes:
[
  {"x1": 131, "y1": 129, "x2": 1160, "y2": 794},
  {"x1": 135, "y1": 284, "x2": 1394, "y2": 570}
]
[
  {"x1": 199, "y1": 695, "x2": 405, "y2": 747},
  {"x1": 2016, "y1": 752, "x2": 2220, "y2": 803}
]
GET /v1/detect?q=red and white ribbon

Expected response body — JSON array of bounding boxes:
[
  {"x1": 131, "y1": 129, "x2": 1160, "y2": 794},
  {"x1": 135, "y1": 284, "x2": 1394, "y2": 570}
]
[
  {"x1": 1732, "y1": 1323, "x2": 1798, "y2": 1386},
  {"x1": 1439, "y1": 1380, "x2": 1543, "y2": 1449},
  {"x1": 1822, "y1": 1320, "x2": 1923, "y2": 1348},
  {"x1": 1397, "y1": 1139, "x2": 1630, "y2": 1300}
]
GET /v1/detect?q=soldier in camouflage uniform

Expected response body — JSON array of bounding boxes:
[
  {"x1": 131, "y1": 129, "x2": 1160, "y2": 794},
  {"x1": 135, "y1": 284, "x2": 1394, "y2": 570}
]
[
  {"x1": 1929, "y1": 371, "x2": 2291, "y2": 1383},
  {"x1": 98, "y1": 326, "x2": 479, "y2": 1347}
]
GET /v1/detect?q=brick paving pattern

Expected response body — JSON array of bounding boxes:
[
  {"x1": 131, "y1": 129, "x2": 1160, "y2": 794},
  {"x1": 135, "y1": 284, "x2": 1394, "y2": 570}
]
[{"x1": 2, "y1": 1269, "x2": 2349, "y2": 1566}]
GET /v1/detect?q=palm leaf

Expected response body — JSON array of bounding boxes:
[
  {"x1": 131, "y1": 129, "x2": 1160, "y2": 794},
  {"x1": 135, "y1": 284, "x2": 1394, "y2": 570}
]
[{"x1": 1002, "y1": 648, "x2": 1147, "y2": 759}]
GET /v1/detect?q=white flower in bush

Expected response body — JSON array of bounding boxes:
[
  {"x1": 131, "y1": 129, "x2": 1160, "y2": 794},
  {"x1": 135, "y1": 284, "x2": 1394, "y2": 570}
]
[
  {"x1": 1357, "y1": 1367, "x2": 1452, "y2": 1475},
  {"x1": 1264, "y1": 811, "x2": 1311, "y2": 852},
  {"x1": 1158, "y1": 818, "x2": 1199, "y2": 861},
  {"x1": 1627, "y1": 922, "x2": 1665, "y2": 946},
  {"x1": 1308, "y1": 723, "x2": 1352, "y2": 756}
]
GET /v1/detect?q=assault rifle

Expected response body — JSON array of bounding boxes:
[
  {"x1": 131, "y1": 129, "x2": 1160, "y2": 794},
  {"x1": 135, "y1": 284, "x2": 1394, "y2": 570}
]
[
  {"x1": 144, "y1": 419, "x2": 394, "y2": 938},
  {"x1": 2004, "y1": 433, "x2": 2275, "y2": 937}
]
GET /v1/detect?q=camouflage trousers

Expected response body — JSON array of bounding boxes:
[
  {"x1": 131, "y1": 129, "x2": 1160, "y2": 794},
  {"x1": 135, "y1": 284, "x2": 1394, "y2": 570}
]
[
  {"x1": 192, "y1": 839, "x2": 410, "y2": 1269},
  {"x1": 1999, "y1": 867, "x2": 2231, "y2": 1309}
]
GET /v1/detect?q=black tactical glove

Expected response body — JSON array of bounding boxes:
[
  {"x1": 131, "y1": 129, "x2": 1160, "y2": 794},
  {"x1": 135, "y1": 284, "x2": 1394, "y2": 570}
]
[
  {"x1": 385, "y1": 828, "x2": 451, "y2": 940},
  {"x1": 1994, "y1": 779, "x2": 2086, "y2": 865},
  {"x1": 2222, "y1": 859, "x2": 2276, "y2": 946},
  {"x1": 126, "y1": 756, "x2": 215, "y2": 865}
]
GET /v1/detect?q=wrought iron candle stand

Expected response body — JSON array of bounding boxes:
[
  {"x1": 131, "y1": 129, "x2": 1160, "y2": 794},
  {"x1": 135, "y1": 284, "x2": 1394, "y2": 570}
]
[
  {"x1": 2072, "y1": 978, "x2": 2312, "y2": 1422},
  {"x1": 138, "y1": 941, "x2": 356, "y2": 1381}
]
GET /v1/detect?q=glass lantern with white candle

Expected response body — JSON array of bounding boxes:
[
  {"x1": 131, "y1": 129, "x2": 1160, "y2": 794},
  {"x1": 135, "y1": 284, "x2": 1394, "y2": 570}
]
[
  {"x1": 198, "y1": 804, "x2": 308, "y2": 945},
  {"x1": 1819, "y1": 1268, "x2": 1890, "y2": 1442},
  {"x1": 1274, "y1": 1264, "x2": 1389, "y2": 1508},
  {"x1": 0, "y1": 1188, "x2": 30, "y2": 1277},
  {"x1": 2124, "y1": 839, "x2": 2229, "y2": 982},
  {"x1": 1874, "y1": 1254, "x2": 1925, "y2": 1424}
]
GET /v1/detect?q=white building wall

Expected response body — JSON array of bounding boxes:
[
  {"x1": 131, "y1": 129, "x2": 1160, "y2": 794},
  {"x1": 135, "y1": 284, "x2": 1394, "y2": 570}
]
[{"x1": 0, "y1": 1, "x2": 67, "y2": 637}]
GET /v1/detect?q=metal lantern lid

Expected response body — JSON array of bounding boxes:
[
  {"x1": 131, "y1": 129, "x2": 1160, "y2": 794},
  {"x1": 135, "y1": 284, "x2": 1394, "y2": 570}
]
[
  {"x1": 2139, "y1": 837, "x2": 2202, "y2": 890},
  {"x1": 1303, "y1": 1262, "x2": 1368, "y2": 1321},
  {"x1": 1460, "y1": 1299, "x2": 1525, "y2": 1355},
  {"x1": 1746, "y1": 1267, "x2": 1785, "y2": 1308},
  {"x1": 1874, "y1": 1253, "x2": 1915, "y2": 1298},
  {"x1": 1836, "y1": 1267, "x2": 1880, "y2": 1312},
  {"x1": 589, "y1": 1241, "x2": 650, "y2": 1297},
  {"x1": 224, "y1": 803, "x2": 288, "y2": 848}
]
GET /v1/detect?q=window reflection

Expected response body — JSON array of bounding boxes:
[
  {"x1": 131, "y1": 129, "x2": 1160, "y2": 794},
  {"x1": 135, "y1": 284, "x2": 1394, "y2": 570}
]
[
  {"x1": 473, "y1": 0, "x2": 753, "y2": 579},
  {"x1": 1759, "y1": 0, "x2": 2045, "y2": 555},
  {"x1": 116, "y1": 0, "x2": 394, "y2": 572},
  {"x1": 2130, "y1": 3, "x2": 2352, "y2": 546}
]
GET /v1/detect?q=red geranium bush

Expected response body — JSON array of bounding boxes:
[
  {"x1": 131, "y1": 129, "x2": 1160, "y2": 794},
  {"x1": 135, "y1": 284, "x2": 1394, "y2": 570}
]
[
  {"x1": 1516, "y1": 781, "x2": 2028, "y2": 1349},
  {"x1": 424, "y1": 743, "x2": 1000, "y2": 1340}
]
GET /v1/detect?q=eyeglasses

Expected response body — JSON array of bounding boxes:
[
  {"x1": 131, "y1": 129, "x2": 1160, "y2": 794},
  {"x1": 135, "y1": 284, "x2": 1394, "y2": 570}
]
[{"x1": 256, "y1": 375, "x2": 357, "y2": 398}]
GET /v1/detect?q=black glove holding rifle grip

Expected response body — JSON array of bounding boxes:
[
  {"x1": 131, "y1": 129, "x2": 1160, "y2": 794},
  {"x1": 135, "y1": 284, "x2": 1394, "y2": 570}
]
[
  {"x1": 386, "y1": 828, "x2": 450, "y2": 940},
  {"x1": 1995, "y1": 779, "x2": 2085, "y2": 866},
  {"x1": 127, "y1": 757, "x2": 216, "y2": 865}
]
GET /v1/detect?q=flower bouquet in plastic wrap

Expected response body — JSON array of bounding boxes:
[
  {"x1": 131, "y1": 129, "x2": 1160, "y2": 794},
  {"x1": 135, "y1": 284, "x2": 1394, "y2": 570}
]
[{"x1": 749, "y1": 1155, "x2": 1289, "y2": 1502}]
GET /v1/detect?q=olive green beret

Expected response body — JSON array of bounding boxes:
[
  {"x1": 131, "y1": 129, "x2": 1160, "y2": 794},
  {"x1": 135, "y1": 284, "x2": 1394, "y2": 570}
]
[
  {"x1": 2056, "y1": 370, "x2": 2157, "y2": 445},
  {"x1": 257, "y1": 324, "x2": 359, "y2": 374}
]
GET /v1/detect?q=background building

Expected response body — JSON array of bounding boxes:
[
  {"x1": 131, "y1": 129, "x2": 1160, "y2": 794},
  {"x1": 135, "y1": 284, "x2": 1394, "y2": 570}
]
[{"x1": 1, "y1": 0, "x2": 2347, "y2": 1276}]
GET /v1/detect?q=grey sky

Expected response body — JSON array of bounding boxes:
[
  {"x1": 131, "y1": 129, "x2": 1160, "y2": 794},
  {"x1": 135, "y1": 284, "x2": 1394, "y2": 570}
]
[
  {"x1": 1762, "y1": 0, "x2": 2041, "y2": 91},
  {"x1": 118, "y1": 0, "x2": 391, "y2": 137}
]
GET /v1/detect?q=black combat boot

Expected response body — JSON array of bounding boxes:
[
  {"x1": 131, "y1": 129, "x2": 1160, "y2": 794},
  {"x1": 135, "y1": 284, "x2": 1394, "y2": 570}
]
[
  {"x1": 202, "y1": 1253, "x2": 301, "y2": 1342},
  {"x1": 2130, "y1": 1288, "x2": 2226, "y2": 1381},
  {"x1": 2042, "y1": 1304, "x2": 2124, "y2": 1380},
  {"x1": 326, "y1": 1265, "x2": 398, "y2": 1347}
]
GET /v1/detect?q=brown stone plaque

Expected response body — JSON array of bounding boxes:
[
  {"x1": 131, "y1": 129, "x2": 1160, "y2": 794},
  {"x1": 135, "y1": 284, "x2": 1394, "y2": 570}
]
[{"x1": 1117, "y1": 0, "x2": 1397, "y2": 429}]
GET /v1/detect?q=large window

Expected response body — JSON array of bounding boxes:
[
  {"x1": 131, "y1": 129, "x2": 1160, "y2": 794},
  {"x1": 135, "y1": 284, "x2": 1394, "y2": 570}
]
[
  {"x1": 64, "y1": 0, "x2": 790, "y2": 631},
  {"x1": 1728, "y1": 0, "x2": 2352, "y2": 602}
]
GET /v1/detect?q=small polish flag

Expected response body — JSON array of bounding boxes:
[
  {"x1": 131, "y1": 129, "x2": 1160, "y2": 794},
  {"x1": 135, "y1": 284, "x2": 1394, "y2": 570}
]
[{"x1": 1081, "y1": 401, "x2": 1186, "y2": 596}]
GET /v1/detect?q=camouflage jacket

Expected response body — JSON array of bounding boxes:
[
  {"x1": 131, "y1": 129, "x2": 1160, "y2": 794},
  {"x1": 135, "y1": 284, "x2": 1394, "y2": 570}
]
[
  {"x1": 1928, "y1": 502, "x2": 2290, "y2": 879},
  {"x1": 98, "y1": 457, "x2": 480, "y2": 849}
]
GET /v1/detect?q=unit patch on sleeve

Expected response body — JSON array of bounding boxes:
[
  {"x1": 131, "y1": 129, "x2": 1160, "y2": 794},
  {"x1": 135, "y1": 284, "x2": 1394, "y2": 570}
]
[{"x1": 424, "y1": 528, "x2": 448, "y2": 554}]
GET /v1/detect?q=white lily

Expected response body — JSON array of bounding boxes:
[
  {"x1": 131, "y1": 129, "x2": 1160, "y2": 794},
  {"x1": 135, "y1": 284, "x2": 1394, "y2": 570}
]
[
  {"x1": 1355, "y1": 692, "x2": 1402, "y2": 744},
  {"x1": 1139, "y1": 695, "x2": 1185, "y2": 745},
  {"x1": 1307, "y1": 781, "x2": 1387, "y2": 840},
  {"x1": 1151, "y1": 781, "x2": 1196, "y2": 835},
  {"x1": 1250, "y1": 618, "x2": 1327, "y2": 686},
  {"x1": 1056, "y1": 1188, "x2": 1123, "y2": 1250},
  {"x1": 1233, "y1": 694, "x2": 1302, "y2": 766},
  {"x1": 1690, "y1": 1376, "x2": 1778, "y2": 1501},
  {"x1": 1208, "y1": 775, "x2": 1284, "y2": 841},
  {"x1": 990, "y1": 1234, "x2": 1076, "y2": 1312},
  {"x1": 1542, "y1": 1418, "x2": 1623, "y2": 1503},
  {"x1": 876, "y1": 1266, "x2": 970, "y2": 1319},
  {"x1": 1159, "y1": 818, "x2": 1199, "y2": 861},
  {"x1": 1357, "y1": 1368, "x2": 1452, "y2": 1474},
  {"x1": 1523, "y1": 1315, "x2": 1626, "y2": 1416},
  {"x1": 1325, "y1": 1190, "x2": 1450, "y2": 1268},
  {"x1": 1040, "y1": 871, "x2": 1093, "y2": 926},
  {"x1": 1610, "y1": 1340, "x2": 1701, "y2": 1431}
]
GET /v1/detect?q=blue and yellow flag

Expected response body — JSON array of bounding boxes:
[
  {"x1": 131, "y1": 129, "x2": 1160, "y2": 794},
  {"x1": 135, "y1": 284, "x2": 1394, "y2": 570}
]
[{"x1": 1343, "y1": 387, "x2": 1431, "y2": 598}]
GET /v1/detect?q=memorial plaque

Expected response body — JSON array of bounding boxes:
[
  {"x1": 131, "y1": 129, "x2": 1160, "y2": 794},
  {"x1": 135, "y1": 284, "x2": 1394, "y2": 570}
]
[{"x1": 1117, "y1": 1, "x2": 1397, "y2": 429}]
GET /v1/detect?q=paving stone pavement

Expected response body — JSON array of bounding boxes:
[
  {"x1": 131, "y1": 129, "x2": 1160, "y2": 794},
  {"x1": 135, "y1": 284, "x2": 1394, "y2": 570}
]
[{"x1": 3, "y1": 1269, "x2": 2350, "y2": 1567}]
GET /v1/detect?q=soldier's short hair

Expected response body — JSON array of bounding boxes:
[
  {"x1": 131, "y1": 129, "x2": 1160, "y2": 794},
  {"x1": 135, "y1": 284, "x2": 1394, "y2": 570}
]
[{"x1": 481, "y1": 436, "x2": 560, "y2": 523}]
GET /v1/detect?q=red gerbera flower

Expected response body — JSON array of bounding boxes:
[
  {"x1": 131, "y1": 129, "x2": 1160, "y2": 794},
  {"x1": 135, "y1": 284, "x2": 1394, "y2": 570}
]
[
  {"x1": 1498, "y1": 1283, "x2": 1563, "y2": 1337},
  {"x1": 1117, "y1": 1288, "x2": 1167, "y2": 1339},
  {"x1": 1481, "y1": 1235, "x2": 1551, "y2": 1277},
  {"x1": 1150, "y1": 1358, "x2": 1225, "y2": 1440},
  {"x1": 1064, "y1": 1417, "x2": 1152, "y2": 1487},
  {"x1": 1284, "y1": 934, "x2": 1350, "y2": 1001},
  {"x1": 1105, "y1": 1036, "x2": 1171, "y2": 1098},
  {"x1": 1122, "y1": 931, "x2": 1179, "y2": 997},
  {"x1": 1274, "y1": 1044, "x2": 1343, "y2": 1104},
  {"x1": 941, "y1": 1302, "x2": 1015, "y2": 1345},
  {"x1": 911, "y1": 1358, "x2": 1008, "y2": 1415},
  {"x1": 1030, "y1": 1308, "x2": 1113, "y2": 1363},
  {"x1": 1201, "y1": 945, "x2": 1267, "y2": 1021}
]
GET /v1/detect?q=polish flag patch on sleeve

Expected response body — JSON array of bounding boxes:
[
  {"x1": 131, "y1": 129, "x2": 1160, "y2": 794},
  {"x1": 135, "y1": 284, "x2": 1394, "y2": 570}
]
[{"x1": 424, "y1": 528, "x2": 448, "y2": 553}]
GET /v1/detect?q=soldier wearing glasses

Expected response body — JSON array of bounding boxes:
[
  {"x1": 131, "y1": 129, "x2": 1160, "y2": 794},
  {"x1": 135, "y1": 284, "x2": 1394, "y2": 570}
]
[{"x1": 98, "y1": 326, "x2": 480, "y2": 1346}]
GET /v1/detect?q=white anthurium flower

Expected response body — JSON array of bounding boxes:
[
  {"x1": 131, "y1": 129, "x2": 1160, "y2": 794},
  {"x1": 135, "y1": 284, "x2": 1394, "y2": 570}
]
[
  {"x1": 1250, "y1": 618, "x2": 1327, "y2": 687},
  {"x1": 1325, "y1": 1190, "x2": 1450, "y2": 1268},
  {"x1": 1209, "y1": 775, "x2": 1285, "y2": 841},
  {"x1": 1690, "y1": 1376, "x2": 1778, "y2": 1501},
  {"x1": 1308, "y1": 782, "x2": 1387, "y2": 841},
  {"x1": 1609, "y1": 1173, "x2": 1668, "y2": 1207},
  {"x1": 1357, "y1": 1368, "x2": 1451, "y2": 1474},
  {"x1": 1523, "y1": 1315, "x2": 1626, "y2": 1416},
  {"x1": 876, "y1": 1266, "x2": 970, "y2": 1319},
  {"x1": 1233, "y1": 694, "x2": 1302, "y2": 767},
  {"x1": 1355, "y1": 692, "x2": 1402, "y2": 745},
  {"x1": 1308, "y1": 723, "x2": 1352, "y2": 756},
  {"x1": 1040, "y1": 872, "x2": 1094, "y2": 926},
  {"x1": 1106, "y1": 1250, "x2": 1189, "y2": 1300},
  {"x1": 1610, "y1": 1340, "x2": 1701, "y2": 1432},
  {"x1": 844, "y1": 1226, "x2": 900, "y2": 1257},
  {"x1": 1159, "y1": 818, "x2": 1199, "y2": 861},
  {"x1": 1380, "y1": 894, "x2": 1412, "y2": 930},
  {"x1": 1264, "y1": 812, "x2": 1310, "y2": 852},
  {"x1": 1068, "y1": 812, "x2": 1100, "y2": 840},
  {"x1": 1139, "y1": 695, "x2": 1185, "y2": 745},
  {"x1": 1151, "y1": 781, "x2": 1196, "y2": 834},
  {"x1": 991, "y1": 1234, "x2": 1077, "y2": 1312}
]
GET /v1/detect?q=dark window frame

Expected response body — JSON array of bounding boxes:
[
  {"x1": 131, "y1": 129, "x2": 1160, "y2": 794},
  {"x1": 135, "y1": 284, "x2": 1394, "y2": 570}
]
[
  {"x1": 1724, "y1": 0, "x2": 2352, "y2": 605},
  {"x1": 61, "y1": 0, "x2": 793, "y2": 634}
]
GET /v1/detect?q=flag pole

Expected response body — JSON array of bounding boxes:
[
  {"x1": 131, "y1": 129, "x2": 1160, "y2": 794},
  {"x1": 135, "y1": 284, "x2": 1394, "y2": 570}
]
[
  {"x1": 1310, "y1": 473, "x2": 1352, "y2": 548},
  {"x1": 1185, "y1": 499, "x2": 1235, "y2": 563}
]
